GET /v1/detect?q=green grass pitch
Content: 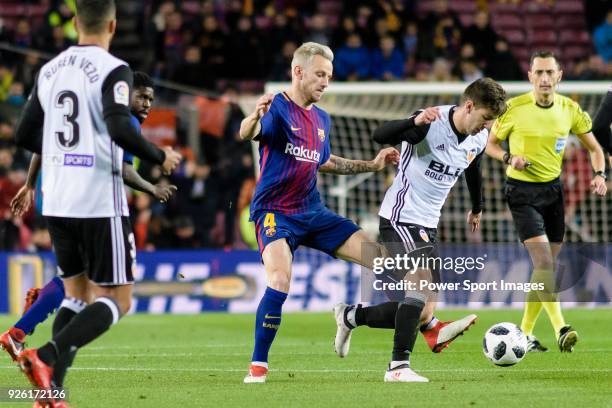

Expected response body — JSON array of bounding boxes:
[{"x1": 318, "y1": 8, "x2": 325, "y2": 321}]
[{"x1": 1, "y1": 308, "x2": 610, "y2": 407}]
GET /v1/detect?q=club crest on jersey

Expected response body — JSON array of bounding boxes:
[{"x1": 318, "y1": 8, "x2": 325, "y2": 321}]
[
  {"x1": 265, "y1": 226, "x2": 276, "y2": 237},
  {"x1": 419, "y1": 229, "x2": 430, "y2": 242},
  {"x1": 467, "y1": 148, "x2": 477, "y2": 162},
  {"x1": 318, "y1": 128, "x2": 325, "y2": 141},
  {"x1": 285, "y1": 142, "x2": 320, "y2": 164}
]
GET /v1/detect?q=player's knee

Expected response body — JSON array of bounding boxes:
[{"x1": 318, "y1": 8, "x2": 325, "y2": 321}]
[{"x1": 267, "y1": 273, "x2": 291, "y2": 292}]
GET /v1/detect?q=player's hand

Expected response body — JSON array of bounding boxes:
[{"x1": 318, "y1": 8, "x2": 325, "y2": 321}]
[
  {"x1": 10, "y1": 185, "x2": 34, "y2": 217},
  {"x1": 510, "y1": 155, "x2": 530, "y2": 171},
  {"x1": 152, "y1": 184, "x2": 177, "y2": 203},
  {"x1": 414, "y1": 107, "x2": 441, "y2": 126},
  {"x1": 372, "y1": 147, "x2": 400, "y2": 171},
  {"x1": 161, "y1": 146, "x2": 182, "y2": 175},
  {"x1": 254, "y1": 93, "x2": 274, "y2": 119},
  {"x1": 590, "y1": 175, "x2": 607, "y2": 196},
  {"x1": 467, "y1": 210, "x2": 481, "y2": 232}
]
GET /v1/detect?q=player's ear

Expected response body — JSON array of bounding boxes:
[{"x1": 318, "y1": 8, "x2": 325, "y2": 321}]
[
  {"x1": 73, "y1": 16, "x2": 79, "y2": 36},
  {"x1": 109, "y1": 18, "x2": 116, "y2": 35},
  {"x1": 293, "y1": 65, "x2": 303, "y2": 79},
  {"x1": 557, "y1": 69, "x2": 563, "y2": 83}
]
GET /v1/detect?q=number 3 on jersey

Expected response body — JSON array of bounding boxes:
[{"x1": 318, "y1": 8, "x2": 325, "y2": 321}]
[
  {"x1": 264, "y1": 213, "x2": 277, "y2": 237},
  {"x1": 55, "y1": 90, "x2": 80, "y2": 151}
]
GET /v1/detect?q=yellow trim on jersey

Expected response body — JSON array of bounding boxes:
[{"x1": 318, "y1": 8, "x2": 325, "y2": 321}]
[{"x1": 492, "y1": 92, "x2": 592, "y2": 183}]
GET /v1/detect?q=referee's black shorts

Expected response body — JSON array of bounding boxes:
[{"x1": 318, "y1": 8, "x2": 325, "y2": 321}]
[{"x1": 504, "y1": 177, "x2": 565, "y2": 242}]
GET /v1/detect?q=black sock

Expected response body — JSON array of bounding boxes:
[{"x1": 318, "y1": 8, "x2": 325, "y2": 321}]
[
  {"x1": 38, "y1": 297, "x2": 119, "y2": 366},
  {"x1": 51, "y1": 305, "x2": 79, "y2": 387},
  {"x1": 392, "y1": 298, "x2": 425, "y2": 362},
  {"x1": 355, "y1": 301, "x2": 398, "y2": 328}
]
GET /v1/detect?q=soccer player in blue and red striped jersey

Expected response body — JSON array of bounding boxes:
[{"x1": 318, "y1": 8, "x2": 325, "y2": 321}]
[{"x1": 240, "y1": 42, "x2": 401, "y2": 383}]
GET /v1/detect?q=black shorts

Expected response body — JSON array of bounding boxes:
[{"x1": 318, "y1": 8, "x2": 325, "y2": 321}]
[
  {"x1": 379, "y1": 217, "x2": 441, "y2": 290},
  {"x1": 504, "y1": 177, "x2": 565, "y2": 242},
  {"x1": 46, "y1": 216, "x2": 135, "y2": 286}
]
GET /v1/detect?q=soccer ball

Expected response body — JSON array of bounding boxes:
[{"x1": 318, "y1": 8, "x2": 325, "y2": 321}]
[{"x1": 482, "y1": 322, "x2": 527, "y2": 366}]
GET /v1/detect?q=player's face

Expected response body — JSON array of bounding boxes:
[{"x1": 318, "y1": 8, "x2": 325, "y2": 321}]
[
  {"x1": 130, "y1": 87, "x2": 154, "y2": 122},
  {"x1": 465, "y1": 103, "x2": 497, "y2": 135},
  {"x1": 528, "y1": 57, "x2": 562, "y2": 98},
  {"x1": 299, "y1": 55, "x2": 333, "y2": 103}
]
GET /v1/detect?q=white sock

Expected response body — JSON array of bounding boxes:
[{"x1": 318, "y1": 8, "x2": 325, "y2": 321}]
[
  {"x1": 423, "y1": 316, "x2": 439, "y2": 331},
  {"x1": 251, "y1": 361, "x2": 268, "y2": 369},
  {"x1": 346, "y1": 306, "x2": 358, "y2": 328},
  {"x1": 390, "y1": 360, "x2": 410, "y2": 370}
]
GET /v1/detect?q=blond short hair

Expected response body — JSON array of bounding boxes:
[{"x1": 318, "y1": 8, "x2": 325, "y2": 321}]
[{"x1": 291, "y1": 42, "x2": 334, "y2": 70}]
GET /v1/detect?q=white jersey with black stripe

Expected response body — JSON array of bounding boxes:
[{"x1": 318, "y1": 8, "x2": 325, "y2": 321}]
[
  {"x1": 379, "y1": 105, "x2": 488, "y2": 228},
  {"x1": 37, "y1": 45, "x2": 129, "y2": 218}
]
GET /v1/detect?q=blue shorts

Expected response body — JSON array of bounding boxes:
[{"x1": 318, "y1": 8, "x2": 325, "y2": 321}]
[{"x1": 253, "y1": 207, "x2": 360, "y2": 257}]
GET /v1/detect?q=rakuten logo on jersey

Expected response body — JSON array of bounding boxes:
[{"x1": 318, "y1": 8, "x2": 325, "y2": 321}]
[{"x1": 285, "y1": 143, "x2": 320, "y2": 164}]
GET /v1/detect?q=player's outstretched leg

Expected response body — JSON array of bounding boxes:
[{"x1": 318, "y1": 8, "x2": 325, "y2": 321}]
[
  {"x1": 384, "y1": 294, "x2": 428, "y2": 383},
  {"x1": 1, "y1": 277, "x2": 65, "y2": 362},
  {"x1": 333, "y1": 302, "x2": 398, "y2": 358},
  {"x1": 245, "y1": 239, "x2": 291, "y2": 384},
  {"x1": 19, "y1": 286, "x2": 129, "y2": 390},
  {"x1": 51, "y1": 297, "x2": 88, "y2": 388}
]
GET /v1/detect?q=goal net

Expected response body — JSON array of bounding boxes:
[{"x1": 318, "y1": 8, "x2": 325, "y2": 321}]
[{"x1": 256, "y1": 81, "x2": 610, "y2": 243}]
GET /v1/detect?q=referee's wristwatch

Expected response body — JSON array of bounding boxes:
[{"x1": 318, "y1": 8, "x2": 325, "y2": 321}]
[{"x1": 593, "y1": 170, "x2": 607, "y2": 180}]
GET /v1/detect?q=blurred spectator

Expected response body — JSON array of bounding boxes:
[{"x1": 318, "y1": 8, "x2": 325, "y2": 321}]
[
  {"x1": 402, "y1": 21, "x2": 418, "y2": 59},
  {"x1": 428, "y1": 57, "x2": 455, "y2": 81},
  {"x1": 371, "y1": 36, "x2": 404, "y2": 80},
  {"x1": 418, "y1": 0, "x2": 463, "y2": 60},
  {"x1": 14, "y1": 53, "x2": 42, "y2": 95},
  {"x1": 172, "y1": 46, "x2": 216, "y2": 90},
  {"x1": 334, "y1": 33, "x2": 371, "y2": 81},
  {"x1": 197, "y1": 15, "x2": 227, "y2": 78},
  {"x1": 225, "y1": 16, "x2": 266, "y2": 79},
  {"x1": 332, "y1": 16, "x2": 357, "y2": 49},
  {"x1": 29, "y1": 218, "x2": 52, "y2": 251},
  {"x1": 43, "y1": 25, "x2": 73, "y2": 55},
  {"x1": 456, "y1": 58, "x2": 483, "y2": 83},
  {"x1": 155, "y1": 11, "x2": 185, "y2": 78},
  {"x1": 462, "y1": 11, "x2": 499, "y2": 63},
  {"x1": 6, "y1": 82, "x2": 25, "y2": 106},
  {"x1": 44, "y1": 0, "x2": 77, "y2": 42},
  {"x1": 484, "y1": 38, "x2": 523, "y2": 80},
  {"x1": 12, "y1": 19, "x2": 33, "y2": 48},
  {"x1": 0, "y1": 64, "x2": 14, "y2": 102},
  {"x1": 571, "y1": 54, "x2": 608, "y2": 80},
  {"x1": 305, "y1": 14, "x2": 331, "y2": 46},
  {"x1": 371, "y1": 17, "x2": 391, "y2": 48},
  {"x1": 269, "y1": 41, "x2": 297, "y2": 81},
  {"x1": 593, "y1": 10, "x2": 612, "y2": 63}
]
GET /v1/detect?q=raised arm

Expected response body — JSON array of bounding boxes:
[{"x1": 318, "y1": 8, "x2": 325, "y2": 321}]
[
  {"x1": 373, "y1": 108, "x2": 438, "y2": 145},
  {"x1": 239, "y1": 93, "x2": 274, "y2": 141},
  {"x1": 319, "y1": 148, "x2": 399, "y2": 175}
]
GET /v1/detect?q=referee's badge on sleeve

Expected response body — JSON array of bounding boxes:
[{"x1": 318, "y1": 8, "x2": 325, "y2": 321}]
[{"x1": 114, "y1": 81, "x2": 129, "y2": 106}]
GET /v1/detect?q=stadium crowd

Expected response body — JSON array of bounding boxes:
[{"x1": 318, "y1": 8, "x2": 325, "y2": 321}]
[{"x1": 0, "y1": 0, "x2": 610, "y2": 251}]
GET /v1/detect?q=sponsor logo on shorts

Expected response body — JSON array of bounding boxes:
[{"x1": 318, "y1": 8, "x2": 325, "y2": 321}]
[
  {"x1": 64, "y1": 154, "x2": 94, "y2": 167},
  {"x1": 265, "y1": 227, "x2": 276, "y2": 237}
]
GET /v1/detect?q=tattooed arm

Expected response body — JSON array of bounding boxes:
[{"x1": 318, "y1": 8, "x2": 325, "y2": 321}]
[{"x1": 319, "y1": 148, "x2": 399, "y2": 175}]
